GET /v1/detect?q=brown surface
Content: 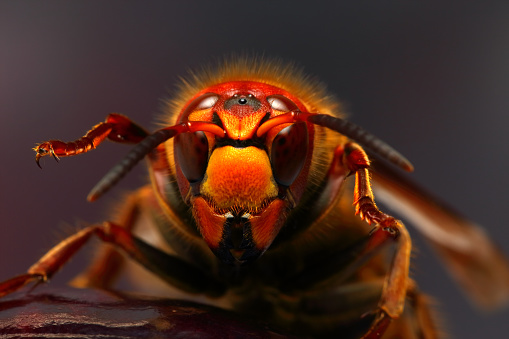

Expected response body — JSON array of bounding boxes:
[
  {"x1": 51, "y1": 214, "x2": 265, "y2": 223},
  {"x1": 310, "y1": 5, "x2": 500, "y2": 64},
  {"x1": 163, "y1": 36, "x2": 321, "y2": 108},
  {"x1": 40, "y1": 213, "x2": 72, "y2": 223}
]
[{"x1": 0, "y1": 286, "x2": 296, "y2": 338}]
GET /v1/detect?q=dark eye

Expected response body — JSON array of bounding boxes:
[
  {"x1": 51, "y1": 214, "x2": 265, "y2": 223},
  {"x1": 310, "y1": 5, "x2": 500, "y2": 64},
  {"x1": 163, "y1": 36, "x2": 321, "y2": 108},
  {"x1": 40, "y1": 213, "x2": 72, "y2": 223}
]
[
  {"x1": 174, "y1": 131, "x2": 209, "y2": 183},
  {"x1": 267, "y1": 95, "x2": 299, "y2": 112},
  {"x1": 270, "y1": 122, "x2": 308, "y2": 187}
]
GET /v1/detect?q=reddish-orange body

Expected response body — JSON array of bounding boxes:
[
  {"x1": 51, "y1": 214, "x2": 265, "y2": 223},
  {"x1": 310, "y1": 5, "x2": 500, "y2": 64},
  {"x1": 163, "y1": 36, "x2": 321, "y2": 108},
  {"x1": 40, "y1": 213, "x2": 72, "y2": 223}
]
[{"x1": 5, "y1": 57, "x2": 509, "y2": 338}]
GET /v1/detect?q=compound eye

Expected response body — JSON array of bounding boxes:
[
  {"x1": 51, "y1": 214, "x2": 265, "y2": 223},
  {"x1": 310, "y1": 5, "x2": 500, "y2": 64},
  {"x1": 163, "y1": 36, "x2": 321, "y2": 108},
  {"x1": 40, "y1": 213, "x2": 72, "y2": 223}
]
[
  {"x1": 270, "y1": 122, "x2": 308, "y2": 187},
  {"x1": 267, "y1": 95, "x2": 299, "y2": 112},
  {"x1": 174, "y1": 131, "x2": 209, "y2": 183}
]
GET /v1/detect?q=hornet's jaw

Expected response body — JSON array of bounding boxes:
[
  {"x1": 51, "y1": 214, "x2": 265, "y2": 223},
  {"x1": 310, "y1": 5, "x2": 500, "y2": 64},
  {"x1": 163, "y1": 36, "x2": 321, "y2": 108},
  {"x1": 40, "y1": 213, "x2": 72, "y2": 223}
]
[
  {"x1": 190, "y1": 144, "x2": 287, "y2": 265},
  {"x1": 192, "y1": 196, "x2": 287, "y2": 265}
]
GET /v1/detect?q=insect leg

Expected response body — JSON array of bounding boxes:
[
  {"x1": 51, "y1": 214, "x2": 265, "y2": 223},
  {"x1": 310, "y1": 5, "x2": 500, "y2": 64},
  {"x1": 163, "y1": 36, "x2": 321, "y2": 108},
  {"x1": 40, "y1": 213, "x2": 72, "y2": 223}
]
[
  {"x1": 70, "y1": 186, "x2": 152, "y2": 289},
  {"x1": 338, "y1": 142, "x2": 412, "y2": 338},
  {"x1": 403, "y1": 281, "x2": 441, "y2": 339},
  {"x1": 0, "y1": 226, "x2": 104, "y2": 298},
  {"x1": 0, "y1": 222, "x2": 226, "y2": 299},
  {"x1": 34, "y1": 113, "x2": 149, "y2": 167},
  {"x1": 379, "y1": 280, "x2": 441, "y2": 339}
]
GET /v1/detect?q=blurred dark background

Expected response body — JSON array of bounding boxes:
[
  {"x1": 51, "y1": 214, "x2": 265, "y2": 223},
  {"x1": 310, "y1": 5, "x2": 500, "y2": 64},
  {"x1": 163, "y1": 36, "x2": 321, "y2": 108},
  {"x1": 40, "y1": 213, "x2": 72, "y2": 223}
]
[{"x1": 1, "y1": 2, "x2": 508, "y2": 337}]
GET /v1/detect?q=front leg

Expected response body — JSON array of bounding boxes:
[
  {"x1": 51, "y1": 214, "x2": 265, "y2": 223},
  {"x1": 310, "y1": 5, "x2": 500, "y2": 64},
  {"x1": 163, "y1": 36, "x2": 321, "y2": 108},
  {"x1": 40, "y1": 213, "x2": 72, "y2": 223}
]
[
  {"x1": 341, "y1": 143, "x2": 412, "y2": 338},
  {"x1": 34, "y1": 113, "x2": 149, "y2": 167},
  {"x1": 0, "y1": 222, "x2": 226, "y2": 299}
]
